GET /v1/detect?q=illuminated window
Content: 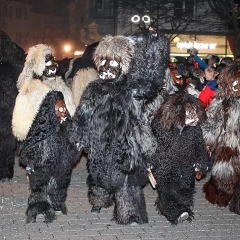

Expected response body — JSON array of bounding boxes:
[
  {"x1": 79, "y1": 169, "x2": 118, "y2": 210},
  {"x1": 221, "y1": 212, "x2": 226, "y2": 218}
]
[
  {"x1": 96, "y1": 0, "x2": 104, "y2": 11},
  {"x1": 174, "y1": 0, "x2": 194, "y2": 18}
]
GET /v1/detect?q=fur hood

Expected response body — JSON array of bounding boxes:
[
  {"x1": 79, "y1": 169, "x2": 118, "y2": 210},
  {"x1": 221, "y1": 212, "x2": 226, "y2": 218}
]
[
  {"x1": 17, "y1": 44, "x2": 52, "y2": 90},
  {"x1": 93, "y1": 35, "x2": 135, "y2": 75}
]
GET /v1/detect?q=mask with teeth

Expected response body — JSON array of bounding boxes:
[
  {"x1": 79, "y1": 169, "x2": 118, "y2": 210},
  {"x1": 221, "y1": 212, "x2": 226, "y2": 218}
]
[
  {"x1": 43, "y1": 54, "x2": 58, "y2": 78},
  {"x1": 55, "y1": 99, "x2": 67, "y2": 123},
  {"x1": 98, "y1": 59, "x2": 121, "y2": 80}
]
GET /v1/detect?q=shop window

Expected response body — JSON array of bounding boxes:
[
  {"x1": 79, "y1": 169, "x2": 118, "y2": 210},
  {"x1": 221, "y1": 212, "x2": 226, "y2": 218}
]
[
  {"x1": 185, "y1": 0, "x2": 193, "y2": 17},
  {"x1": 19, "y1": 33, "x2": 22, "y2": 44},
  {"x1": 3, "y1": 5, "x2": 7, "y2": 17},
  {"x1": 96, "y1": 0, "x2": 104, "y2": 11},
  {"x1": 24, "y1": 8, "x2": 27, "y2": 20},
  {"x1": 174, "y1": 0, "x2": 183, "y2": 18},
  {"x1": 8, "y1": 6, "x2": 12, "y2": 18},
  {"x1": 174, "y1": 0, "x2": 194, "y2": 18},
  {"x1": 19, "y1": 7, "x2": 22, "y2": 19}
]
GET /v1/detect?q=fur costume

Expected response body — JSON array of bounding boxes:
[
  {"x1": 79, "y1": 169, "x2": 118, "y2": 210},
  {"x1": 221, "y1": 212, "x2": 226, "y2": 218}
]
[
  {"x1": 12, "y1": 44, "x2": 76, "y2": 142},
  {"x1": 148, "y1": 92, "x2": 209, "y2": 224},
  {"x1": 19, "y1": 91, "x2": 79, "y2": 223},
  {"x1": 71, "y1": 31, "x2": 170, "y2": 225},
  {"x1": 0, "y1": 31, "x2": 26, "y2": 181},
  {"x1": 202, "y1": 63, "x2": 240, "y2": 214}
]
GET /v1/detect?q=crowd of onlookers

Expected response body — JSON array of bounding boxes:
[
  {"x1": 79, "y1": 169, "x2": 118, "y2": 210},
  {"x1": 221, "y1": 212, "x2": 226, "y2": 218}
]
[{"x1": 169, "y1": 50, "x2": 240, "y2": 109}]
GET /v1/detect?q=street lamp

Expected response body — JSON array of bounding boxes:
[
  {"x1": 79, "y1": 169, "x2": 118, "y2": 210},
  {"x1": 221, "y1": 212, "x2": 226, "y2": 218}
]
[{"x1": 64, "y1": 45, "x2": 71, "y2": 57}]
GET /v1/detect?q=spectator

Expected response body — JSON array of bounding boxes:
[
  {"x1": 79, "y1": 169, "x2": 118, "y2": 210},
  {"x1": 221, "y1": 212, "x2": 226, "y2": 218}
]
[
  {"x1": 190, "y1": 49, "x2": 220, "y2": 70},
  {"x1": 235, "y1": 55, "x2": 240, "y2": 62},
  {"x1": 198, "y1": 65, "x2": 219, "y2": 109},
  {"x1": 220, "y1": 57, "x2": 234, "y2": 65},
  {"x1": 186, "y1": 65, "x2": 219, "y2": 109}
]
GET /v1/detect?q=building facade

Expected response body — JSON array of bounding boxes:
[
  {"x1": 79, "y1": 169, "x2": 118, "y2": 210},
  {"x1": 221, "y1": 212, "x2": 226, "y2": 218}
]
[
  {"x1": 0, "y1": 0, "x2": 234, "y2": 59},
  {"x1": 74, "y1": 0, "x2": 234, "y2": 59}
]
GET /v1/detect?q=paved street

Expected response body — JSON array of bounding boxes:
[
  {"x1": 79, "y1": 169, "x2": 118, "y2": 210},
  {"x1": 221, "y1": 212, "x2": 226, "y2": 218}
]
[{"x1": 1, "y1": 156, "x2": 240, "y2": 240}]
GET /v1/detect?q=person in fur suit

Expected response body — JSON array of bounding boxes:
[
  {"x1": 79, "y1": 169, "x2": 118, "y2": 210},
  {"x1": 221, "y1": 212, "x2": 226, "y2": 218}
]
[
  {"x1": 148, "y1": 92, "x2": 209, "y2": 224},
  {"x1": 202, "y1": 62, "x2": 240, "y2": 214},
  {"x1": 71, "y1": 29, "x2": 170, "y2": 225},
  {"x1": 0, "y1": 31, "x2": 26, "y2": 181},
  {"x1": 19, "y1": 91, "x2": 79, "y2": 223},
  {"x1": 12, "y1": 44, "x2": 76, "y2": 143}
]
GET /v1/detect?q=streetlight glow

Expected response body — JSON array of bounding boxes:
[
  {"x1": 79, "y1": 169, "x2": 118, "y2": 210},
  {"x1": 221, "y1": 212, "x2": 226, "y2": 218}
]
[{"x1": 64, "y1": 45, "x2": 71, "y2": 52}]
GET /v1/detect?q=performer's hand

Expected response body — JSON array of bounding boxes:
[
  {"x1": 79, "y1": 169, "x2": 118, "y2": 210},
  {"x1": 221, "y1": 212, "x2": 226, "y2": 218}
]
[
  {"x1": 76, "y1": 142, "x2": 84, "y2": 152},
  {"x1": 26, "y1": 163, "x2": 34, "y2": 174}
]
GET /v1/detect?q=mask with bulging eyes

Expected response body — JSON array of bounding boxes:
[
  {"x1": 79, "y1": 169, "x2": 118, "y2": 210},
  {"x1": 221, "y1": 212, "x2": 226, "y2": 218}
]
[
  {"x1": 231, "y1": 79, "x2": 240, "y2": 96},
  {"x1": 55, "y1": 99, "x2": 67, "y2": 124},
  {"x1": 98, "y1": 59, "x2": 121, "y2": 80},
  {"x1": 43, "y1": 54, "x2": 59, "y2": 78},
  {"x1": 185, "y1": 104, "x2": 199, "y2": 126}
]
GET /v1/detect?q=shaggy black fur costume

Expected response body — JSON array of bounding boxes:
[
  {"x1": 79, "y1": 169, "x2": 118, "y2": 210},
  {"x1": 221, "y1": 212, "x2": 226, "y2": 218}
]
[
  {"x1": 56, "y1": 42, "x2": 98, "y2": 88},
  {"x1": 71, "y1": 33, "x2": 170, "y2": 225},
  {"x1": 148, "y1": 92, "x2": 209, "y2": 224},
  {"x1": 0, "y1": 31, "x2": 25, "y2": 181},
  {"x1": 19, "y1": 91, "x2": 79, "y2": 223}
]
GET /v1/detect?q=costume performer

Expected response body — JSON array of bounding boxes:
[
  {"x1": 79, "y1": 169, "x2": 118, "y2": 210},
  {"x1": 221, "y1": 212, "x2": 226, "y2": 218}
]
[
  {"x1": 148, "y1": 92, "x2": 209, "y2": 224},
  {"x1": 12, "y1": 44, "x2": 76, "y2": 142},
  {"x1": 0, "y1": 31, "x2": 26, "y2": 181},
  {"x1": 202, "y1": 63, "x2": 240, "y2": 214},
  {"x1": 19, "y1": 91, "x2": 79, "y2": 223},
  {"x1": 71, "y1": 29, "x2": 170, "y2": 225},
  {"x1": 11, "y1": 44, "x2": 77, "y2": 223}
]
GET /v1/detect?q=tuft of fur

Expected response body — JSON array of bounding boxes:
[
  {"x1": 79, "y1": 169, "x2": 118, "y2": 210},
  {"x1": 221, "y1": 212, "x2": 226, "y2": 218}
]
[
  {"x1": 72, "y1": 68, "x2": 98, "y2": 107},
  {"x1": 12, "y1": 79, "x2": 51, "y2": 141}
]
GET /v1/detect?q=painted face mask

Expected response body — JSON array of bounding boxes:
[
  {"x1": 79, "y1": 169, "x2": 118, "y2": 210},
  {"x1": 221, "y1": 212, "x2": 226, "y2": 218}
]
[
  {"x1": 185, "y1": 104, "x2": 199, "y2": 126},
  {"x1": 98, "y1": 59, "x2": 121, "y2": 80},
  {"x1": 43, "y1": 54, "x2": 58, "y2": 78},
  {"x1": 55, "y1": 99, "x2": 67, "y2": 123}
]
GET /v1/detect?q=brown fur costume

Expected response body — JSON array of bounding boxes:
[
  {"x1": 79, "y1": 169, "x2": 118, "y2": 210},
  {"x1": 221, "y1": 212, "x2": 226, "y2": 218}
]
[
  {"x1": 148, "y1": 92, "x2": 209, "y2": 224},
  {"x1": 202, "y1": 63, "x2": 240, "y2": 213}
]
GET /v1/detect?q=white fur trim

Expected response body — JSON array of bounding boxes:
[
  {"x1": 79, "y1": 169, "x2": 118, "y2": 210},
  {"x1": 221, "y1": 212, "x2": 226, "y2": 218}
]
[
  {"x1": 12, "y1": 79, "x2": 51, "y2": 141},
  {"x1": 212, "y1": 161, "x2": 234, "y2": 178},
  {"x1": 72, "y1": 68, "x2": 98, "y2": 107}
]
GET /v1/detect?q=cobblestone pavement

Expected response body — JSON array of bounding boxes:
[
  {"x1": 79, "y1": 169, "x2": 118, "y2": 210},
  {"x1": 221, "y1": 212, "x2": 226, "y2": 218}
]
[{"x1": 1, "y1": 156, "x2": 240, "y2": 240}]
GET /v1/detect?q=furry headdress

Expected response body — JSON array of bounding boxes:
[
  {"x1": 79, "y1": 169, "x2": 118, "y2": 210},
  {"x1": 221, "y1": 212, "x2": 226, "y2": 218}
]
[
  {"x1": 158, "y1": 92, "x2": 207, "y2": 130},
  {"x1": 17, "y1": 44, "x2": 53, "y2": 89},
  {"x1": 216, "y1": 63, "x2": 240, "y2": 98},
  {"x1": 93, "y1": 35, "x2": 135, "y2": 75}
]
